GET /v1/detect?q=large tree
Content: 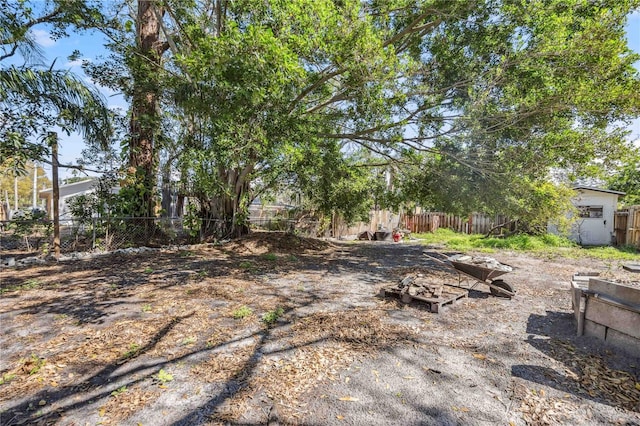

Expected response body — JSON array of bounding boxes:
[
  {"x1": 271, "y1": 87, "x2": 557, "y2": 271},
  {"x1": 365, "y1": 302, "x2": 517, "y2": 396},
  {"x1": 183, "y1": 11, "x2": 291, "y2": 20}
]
[
  {"x1": 154, "y1": 0, "x2": 639, "y2": 236},
  {"x1": 608, "y1": 151, "x2": 640, "y2": 206},
  {"x1": 83, "y1": 0, "x2": 171, "y2": 219},
  {"x1": 124, "y1": 0, "x2": 170, "y2": 218}
]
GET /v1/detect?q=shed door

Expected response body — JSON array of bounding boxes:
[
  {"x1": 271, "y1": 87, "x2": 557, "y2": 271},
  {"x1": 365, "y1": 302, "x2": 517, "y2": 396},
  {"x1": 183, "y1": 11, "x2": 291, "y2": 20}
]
[{"x1": 578, "y1": 206, "x2": 609, "y2": 245}]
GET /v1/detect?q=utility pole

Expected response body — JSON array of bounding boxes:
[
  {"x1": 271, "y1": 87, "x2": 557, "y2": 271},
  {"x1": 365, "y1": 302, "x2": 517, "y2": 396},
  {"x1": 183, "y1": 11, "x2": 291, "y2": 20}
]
[{"x1": 50, "y1": 133, "x2": 60, "y2": 260}]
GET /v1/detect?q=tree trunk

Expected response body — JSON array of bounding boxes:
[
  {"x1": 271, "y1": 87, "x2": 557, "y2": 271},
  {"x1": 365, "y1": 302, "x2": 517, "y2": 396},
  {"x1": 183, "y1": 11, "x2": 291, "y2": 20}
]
[
  {"x1": 128, "y1": 0, "x2": 168, "y2": 219},
  {"x1": 199, "y1": 167, "x2": 252, "y2": 239},
  {"x1": 175, "y1": 193, "x2": 184, "y2": 218},
  {"x1": 160, "y1": 163, "x2": 172, "y2": 217}
]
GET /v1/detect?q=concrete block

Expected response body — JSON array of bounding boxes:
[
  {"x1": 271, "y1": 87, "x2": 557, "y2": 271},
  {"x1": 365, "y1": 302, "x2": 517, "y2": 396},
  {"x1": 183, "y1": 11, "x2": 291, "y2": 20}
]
[
  {"x1": 583, "y1": 320, "x2": 606, "y2": 340},
  {"x1": 605, "y1": 328, "x2": 640, "y2": 356},
  {"x1": 572, "y1": 272, "x2": 600, "y2": 282},
  {"x1": 622, "y1": 263, "x2": 640, "y2": 273},
  {"x1": 584, "y1": 297, "x2": 640, "y2": 339}
]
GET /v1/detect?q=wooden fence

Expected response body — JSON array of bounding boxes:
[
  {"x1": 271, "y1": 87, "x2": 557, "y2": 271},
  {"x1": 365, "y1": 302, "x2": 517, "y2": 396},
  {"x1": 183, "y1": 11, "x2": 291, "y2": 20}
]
[
  {"x1": 331, "y1": 210, "x2": 401, "y2": 238},
  {"x1": 401, "y1": 212, "x2": 511, "y2": 235},
  {"x1": 331, "y1": 210, "x2": 511, "y2": 238},
  {"x1": 615, "y1": 205, "x2": 640, "y2": 247}
]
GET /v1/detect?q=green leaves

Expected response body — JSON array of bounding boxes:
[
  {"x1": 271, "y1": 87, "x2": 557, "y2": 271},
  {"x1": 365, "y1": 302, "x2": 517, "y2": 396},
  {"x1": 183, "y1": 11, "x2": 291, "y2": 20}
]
[
  {"x1": 1, "y1": 1, "x2": 112, "y2": 169},
  {"x1": 0, "y1": 66, "x2": 112, "y2": 168},
  {"x1": 608, "y1": 150, "x2": 640, "y2": 206},
  {"x1": 84, "y1": 0, "x2": 640, "y2": 233}
]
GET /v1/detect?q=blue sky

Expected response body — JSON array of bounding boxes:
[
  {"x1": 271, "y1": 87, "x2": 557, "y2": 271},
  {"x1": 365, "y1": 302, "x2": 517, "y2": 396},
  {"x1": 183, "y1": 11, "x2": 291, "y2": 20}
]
[
  {"x1": 23, "y1": 10, "x2": 640, "y2": 178},
  {"x1": 27, "y1": 29, "x2": 126, "y2": 176}
]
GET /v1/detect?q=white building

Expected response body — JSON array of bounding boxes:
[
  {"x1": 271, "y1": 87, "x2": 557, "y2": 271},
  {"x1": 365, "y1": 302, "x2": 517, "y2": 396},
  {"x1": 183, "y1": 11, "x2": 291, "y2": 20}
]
[
  {"x1": 38, "y1": 179, "x2": 103, "y2": 220},
  {"x1": 569, "y1": 186, "x2": 625, "y2": 246}
]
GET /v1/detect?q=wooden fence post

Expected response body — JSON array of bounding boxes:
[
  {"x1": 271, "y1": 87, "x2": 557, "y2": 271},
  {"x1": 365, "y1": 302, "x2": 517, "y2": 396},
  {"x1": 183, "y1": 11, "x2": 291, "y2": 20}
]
[{"x1": 49, "y1": 132, "x2": 60, "y2": 260}]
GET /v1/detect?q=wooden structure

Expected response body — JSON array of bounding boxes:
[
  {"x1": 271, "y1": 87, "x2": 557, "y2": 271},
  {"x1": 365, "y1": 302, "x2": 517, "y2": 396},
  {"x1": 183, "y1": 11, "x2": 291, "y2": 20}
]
[
  {"x1": 331, "y1": 209, "x2": 401, "y2": 238},
  {"x1": 333, "y1": 204, "x2": 640, "y2": 244},
  {"x1": 571, "y1": 274, "x2": 640, "y2": 356},
  {"x1": 401, "y1": 212, "x2": 511, "y2": 235},
  {"x1": 331, "y1": 209, "x2": 514, "y2": 239},
  {"x1": 614, "y1": 205, "x2": 640, "y2": 247},
  {"x1": 381, "y1": 276, "x2": 468, "y2": 313}
]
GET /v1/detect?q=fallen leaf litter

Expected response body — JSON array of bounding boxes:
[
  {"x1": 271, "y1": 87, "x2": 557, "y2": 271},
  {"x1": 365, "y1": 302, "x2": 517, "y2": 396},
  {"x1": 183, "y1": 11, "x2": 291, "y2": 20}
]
[{"x1": 1, "y1": 232, "x2": 639, "y2": 425}]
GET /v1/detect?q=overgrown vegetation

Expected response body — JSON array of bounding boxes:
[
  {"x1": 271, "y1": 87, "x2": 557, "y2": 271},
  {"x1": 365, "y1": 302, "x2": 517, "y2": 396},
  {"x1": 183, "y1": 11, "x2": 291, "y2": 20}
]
[
  {"x1": 415, "y1": 229, "x2": 639, "y2": 261},
  {"x1": 2, "y1": 1, "x2": 640, "y2": 240}
]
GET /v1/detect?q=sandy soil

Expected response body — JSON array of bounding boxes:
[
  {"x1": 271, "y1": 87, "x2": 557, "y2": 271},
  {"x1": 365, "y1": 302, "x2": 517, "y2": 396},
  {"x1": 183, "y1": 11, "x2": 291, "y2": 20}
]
[{"x1": 0, "y1": 232, "x2": 639, "y2": 425}]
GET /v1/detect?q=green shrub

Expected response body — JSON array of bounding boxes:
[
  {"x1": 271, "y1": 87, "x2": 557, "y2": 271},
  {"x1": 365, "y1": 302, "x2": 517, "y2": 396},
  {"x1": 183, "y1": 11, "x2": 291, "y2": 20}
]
[
  {"x1": 262, "y1": 253, "x2": 277, "y2": 261},
  {"x1": 232, "y1": 305, "x2": 253, "y2": 319},
  {"x1": 262, "y1": 307, "x2": 284, "y2": 326}
]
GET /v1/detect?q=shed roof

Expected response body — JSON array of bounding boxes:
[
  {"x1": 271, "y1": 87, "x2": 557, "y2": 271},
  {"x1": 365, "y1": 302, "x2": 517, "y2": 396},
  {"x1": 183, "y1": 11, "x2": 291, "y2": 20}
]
[
  {"x1": 572, "y1": 185, "x2": 625, "y2": 196},
  {"x1": 39, "y1": 178, "x2": 96, "y2": 195}
]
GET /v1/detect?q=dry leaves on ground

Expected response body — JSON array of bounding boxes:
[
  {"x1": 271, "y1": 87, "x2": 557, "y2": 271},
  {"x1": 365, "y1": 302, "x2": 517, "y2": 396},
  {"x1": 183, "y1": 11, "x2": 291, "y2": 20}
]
[
  {"x1": 515, "y1": 384, "x2": 577, "y2": 425},
  {"x1": 552, "y1": 340, "x2": 640, "y2": 411}
]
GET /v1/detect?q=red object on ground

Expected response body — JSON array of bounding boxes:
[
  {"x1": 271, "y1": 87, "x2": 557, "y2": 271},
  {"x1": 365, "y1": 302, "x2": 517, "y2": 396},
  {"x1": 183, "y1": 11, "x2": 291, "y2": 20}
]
[{"x1": 392, "y1": 232, "x2": 402, "y2": 242}]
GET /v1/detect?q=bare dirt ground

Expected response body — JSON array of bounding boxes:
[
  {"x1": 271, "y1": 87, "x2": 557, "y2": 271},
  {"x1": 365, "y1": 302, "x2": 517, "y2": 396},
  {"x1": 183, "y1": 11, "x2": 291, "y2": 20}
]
[{"x1": 1, "y1": 232, "x2": 639, "y2": 426}]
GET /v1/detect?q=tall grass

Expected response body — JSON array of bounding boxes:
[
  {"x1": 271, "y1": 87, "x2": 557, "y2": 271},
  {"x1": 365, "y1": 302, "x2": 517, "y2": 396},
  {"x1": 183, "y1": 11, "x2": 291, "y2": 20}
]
[{"x1": 414, "y1": 229, "x2": 638, "y2": 261}]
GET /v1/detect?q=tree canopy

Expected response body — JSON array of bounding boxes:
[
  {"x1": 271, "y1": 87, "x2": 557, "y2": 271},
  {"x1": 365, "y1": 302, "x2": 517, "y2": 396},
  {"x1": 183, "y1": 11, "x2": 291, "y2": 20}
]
[
  {"x1": 0, "y1": 161, "x2": 50, "y2": 210},
  {"x1": 608, "y1": 153, "x2": 640, "y2": 206},
  {"x1": 5, "y1": 0, "x2": 640, "y2": 235},
  {"x1": 153, "y1": 0, "x2": 640, "y2": 233}
]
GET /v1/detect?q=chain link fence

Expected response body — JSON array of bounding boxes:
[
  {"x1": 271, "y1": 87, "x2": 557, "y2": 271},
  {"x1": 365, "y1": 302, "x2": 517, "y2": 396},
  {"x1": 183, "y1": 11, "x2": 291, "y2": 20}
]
[{"x1": 0, "y1": 216, "x2": 322, "y2": 256}]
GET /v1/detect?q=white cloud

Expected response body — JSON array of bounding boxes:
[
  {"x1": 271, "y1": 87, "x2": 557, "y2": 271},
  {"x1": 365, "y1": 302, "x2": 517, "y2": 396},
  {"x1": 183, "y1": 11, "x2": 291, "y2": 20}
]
[{"x1": 31, "y1": 29, "x2": 55, "y2": 47}]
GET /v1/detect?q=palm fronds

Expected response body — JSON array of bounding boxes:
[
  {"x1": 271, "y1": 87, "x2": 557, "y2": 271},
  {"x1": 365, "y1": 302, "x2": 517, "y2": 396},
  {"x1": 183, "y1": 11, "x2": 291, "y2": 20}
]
[{"x1": 0, "y1": 65, "x2": 112, "y2": 149}]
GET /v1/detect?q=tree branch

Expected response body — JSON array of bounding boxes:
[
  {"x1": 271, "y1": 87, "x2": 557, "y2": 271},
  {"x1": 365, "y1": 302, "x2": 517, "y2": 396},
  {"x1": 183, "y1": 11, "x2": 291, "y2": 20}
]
[
  {"x1": 39, "y1": 159, "x2": 113, "y2": 175},
  {"x1": 288, "y1": 67, "x2": 342, "y2": 114}
]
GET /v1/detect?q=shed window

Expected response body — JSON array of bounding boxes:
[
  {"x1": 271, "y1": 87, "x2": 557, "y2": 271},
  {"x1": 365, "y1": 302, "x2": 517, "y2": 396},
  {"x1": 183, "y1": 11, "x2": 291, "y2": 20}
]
[{"x1": 578, "y1": 205, "x2": 603, "y2": 218}]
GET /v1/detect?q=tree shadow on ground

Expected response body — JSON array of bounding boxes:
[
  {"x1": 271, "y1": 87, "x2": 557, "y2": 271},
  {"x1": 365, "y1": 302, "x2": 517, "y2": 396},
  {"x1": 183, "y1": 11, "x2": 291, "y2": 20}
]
[
  {"x1": 0, "y1": 241, "x2": 450, "y2": 425},
  {"x1": 1, "y1": 312, "x2": 193, "y2": 425},
  {"x1": 166, "y1": 298, "x2": 424, "y2": 425},
  {"x1": 511, "y1": 311, "x2": 640, "y2": 412}
]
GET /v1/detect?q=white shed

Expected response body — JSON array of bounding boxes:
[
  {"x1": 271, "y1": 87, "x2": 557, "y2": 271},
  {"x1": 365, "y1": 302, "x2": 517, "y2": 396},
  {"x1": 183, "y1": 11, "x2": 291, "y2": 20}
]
[
  {"x1": 39, "y1": 179, "x2": 98, "y2": 220},
  {"x1": 38, "y1": 178, "x2": 123, "y2": 220},
  {"x1": 570, "y1": 186, "x2": 625, "y2": 246}
]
